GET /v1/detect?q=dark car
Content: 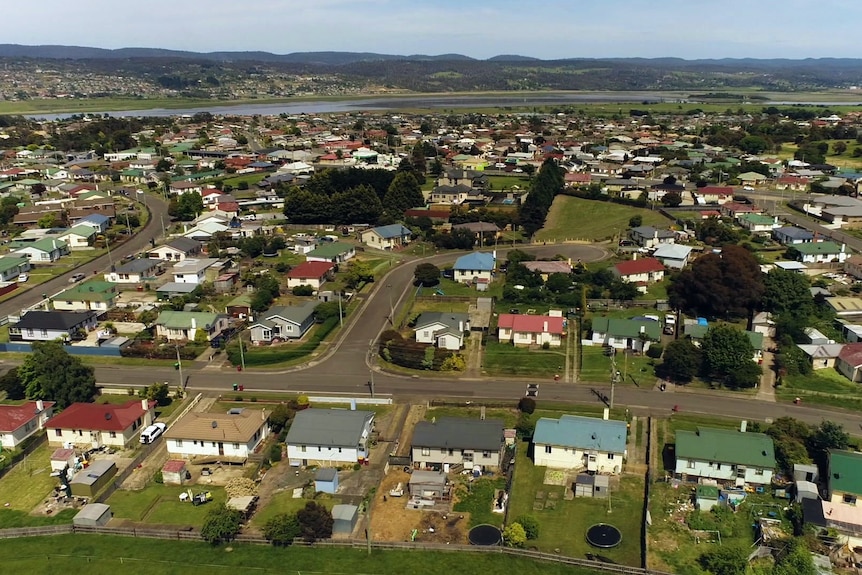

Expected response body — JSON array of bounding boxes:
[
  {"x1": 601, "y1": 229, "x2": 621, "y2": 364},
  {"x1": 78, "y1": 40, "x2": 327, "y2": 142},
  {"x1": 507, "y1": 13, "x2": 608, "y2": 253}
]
[{"x1": 509, "y1": 308, "x2": 521, "y2": 314}]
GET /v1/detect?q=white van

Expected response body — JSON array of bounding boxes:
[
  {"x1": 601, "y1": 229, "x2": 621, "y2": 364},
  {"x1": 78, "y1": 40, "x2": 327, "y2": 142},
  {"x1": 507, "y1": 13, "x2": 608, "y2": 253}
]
[{"x1": 139, "y1": 422, "x2": 166, "y2": 444}]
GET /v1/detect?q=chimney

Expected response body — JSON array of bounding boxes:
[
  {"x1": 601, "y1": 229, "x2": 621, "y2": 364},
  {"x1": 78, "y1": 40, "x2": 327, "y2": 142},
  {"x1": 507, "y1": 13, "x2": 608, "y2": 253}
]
[
  {"x1": 36, "y1": 399, "x2": 44, "y2": 411},
  {"x1": 603, "y1": 408, "x2": 609, "y2": 421},
  {"x1": 191, "y1": 318, "x2": 196, "y2": 330},
  {"x1": 141, "y1": 398, "x2": 149, "y2": 411},
  {"x1": 639, "y1": 325, "x2": 645, "y2": 334},
  {"x1": 632, "y1": 252, "x2": 638, "y2": 261},
  {"x1": 543, "y1": 321, "x2": 548, "y2": 332},
  {"x1": 740, "y1": 420, "x2": 747, "y2": 433}
]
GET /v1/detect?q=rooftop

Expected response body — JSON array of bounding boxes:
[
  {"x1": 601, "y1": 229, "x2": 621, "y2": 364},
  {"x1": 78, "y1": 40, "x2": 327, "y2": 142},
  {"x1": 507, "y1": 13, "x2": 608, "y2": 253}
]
[
  {"x1": 47, "y1": 400, "x2": 154, "y2": 432},
  {"x1": 614, "y1": 257, "x2": 665, "y2": 276},
  {"x1": 675, "y1": 426, "x2": 775, "y2": 468},
  {"x1": 533, "y1": 414, "x2": 627, "y2": 453},
  {"x1": 164, "y1": 409, "x2": 269, "y2": 443},
  {"x1": 829, "y1": 450, "x2": 862, "y2": 496},
  {"x1": 0, "y1": 401, "x2": 54, "y2": 432},
  {"x1": 285, "y1": 408, "x2": 374, "y2": 448},
  {"x1": 412, "y1": 417, "x2": 504, "y2": 451}
]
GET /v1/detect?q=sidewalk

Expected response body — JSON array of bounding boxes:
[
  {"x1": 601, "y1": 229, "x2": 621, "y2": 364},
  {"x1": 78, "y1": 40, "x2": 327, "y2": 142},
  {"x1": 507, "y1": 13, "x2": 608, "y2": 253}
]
[{"x1": 755, "y1": 339, "x2": 777, "y2": 403}]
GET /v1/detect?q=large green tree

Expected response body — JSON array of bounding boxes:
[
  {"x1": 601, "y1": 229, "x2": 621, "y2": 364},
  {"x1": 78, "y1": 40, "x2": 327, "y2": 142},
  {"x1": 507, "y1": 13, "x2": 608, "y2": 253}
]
[
  {"x1": 382, "y1": 172, "x2": 424, "y2": 219},
  {"x1": 331, "y1": 184, "x2": 383, "y2": 225},
  {"x1": 660, "y1": 338, "x2": 702, "y2": 382},
  {"x1": 413, "y1": 263, "x2": 441, "y2": 287},
  {"x1": 169, "y1": 192, "x2": 204, "y2": 221},
  {"x1": 18, "y1": 341, "x2": 96, "y2": 408},
  {"x1": 763, "y1": 268, "x2": 812, "y2": 316},
  {"x1": 296, "y1": 501, "x2": 333, "y2": 541},
  {"x1": 200, "y1": 504, "x2": 243, "y2": 544},
  {"x1": 0, "y1": 367, "x2": 24, "y2": 400},
  {"x1": 263, "y1": 512, "x2": 301, "y2": 546},
  {"x1": 701, "y1": 324, "x2": 760, "y2": 387}
]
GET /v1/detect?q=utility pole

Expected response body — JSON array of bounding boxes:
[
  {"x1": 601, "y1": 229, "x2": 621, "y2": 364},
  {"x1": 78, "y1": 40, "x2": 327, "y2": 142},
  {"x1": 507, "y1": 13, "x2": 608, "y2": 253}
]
[
  {"x1": 105, "y1": 236, "x2": 113, "y2": 268},
  {"x1": 338, "y1": 292, "x2": 343, "y2": 329},
  {"x1": 368, "y1": 341, "x2": 376, "y2": 398},
  {"x1": 175, "y1": 344, "x2": 184, "y2": 390},
  {"x1": 609, "y1": 348, "x2": 620, "y2": 410},
  {"x1": 238, "y1": 330, "x2": 245, "y2": 371},
  {"x1": 386, "y1": 284, "x2": 393, "y2": 326}
]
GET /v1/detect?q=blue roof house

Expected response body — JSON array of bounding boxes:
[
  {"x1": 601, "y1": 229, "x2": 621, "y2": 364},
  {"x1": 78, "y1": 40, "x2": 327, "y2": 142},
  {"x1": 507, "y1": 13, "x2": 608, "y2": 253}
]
[
  {"x1": 77, "y1": 213, "x2": 111, "y2": 233},
  {"x1": 533, "y1": 414, "x2": 627, "y2": 473},
  {"x1": 453, "y1": 252, "x2": 495, "y2": 287}
]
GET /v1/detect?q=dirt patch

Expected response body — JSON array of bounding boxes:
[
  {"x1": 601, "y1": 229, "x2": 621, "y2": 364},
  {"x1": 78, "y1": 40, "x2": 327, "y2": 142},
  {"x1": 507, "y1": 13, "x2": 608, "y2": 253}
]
[{"x1": 393, "y1": 404, "x2": 425, "y2": 457}]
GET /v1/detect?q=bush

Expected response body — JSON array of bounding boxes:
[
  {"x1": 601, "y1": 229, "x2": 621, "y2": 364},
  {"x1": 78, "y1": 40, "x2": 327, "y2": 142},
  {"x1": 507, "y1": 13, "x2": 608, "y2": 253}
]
[
  {"x1": 645, "y1": 344, "x2": 663, "y2": 359},
  {"x1": 269, "y1": 443, "x2": 282, "y2": 463},
  {"x1": 153, "y1": 471, "x2": 164, "y2": 484},
  {"x1": 518, "y1": 396, "x2": 536, "y2": 414},
  {"x1": 541, "y1": 341, "x2": 550, "y2": 350},
  {"x1": 515, "y1": 515, "x2": 539, "y2": 540},
  {"x1": 292, "y1": 285, "x2": 314, "y2": 296}
]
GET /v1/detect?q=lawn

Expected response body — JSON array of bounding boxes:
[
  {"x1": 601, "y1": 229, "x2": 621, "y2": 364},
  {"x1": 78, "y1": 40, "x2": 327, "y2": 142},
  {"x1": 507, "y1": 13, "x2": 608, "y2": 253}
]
[
  {"x1": 107, "y1": 484, "x2": 227, "y2": 526},
  {"x1": 452, "y1": 475, "x2": 507, "y2": 527},
  {"x1": 0, "y1": 442, "x2": 58, "y2": 513},
  {"x1": 507, "y1": 444, "x2": 643, "y2": 565},
  {"x1": 580, "y1": 346, "x2": 656, "y2": 386},
  {"x1": 0, "y1": 533, "x2": 605, "y2": 575},
  {"x1": 252, "y1": 491, "x2": 339, "y2": 528},
  {"x1": 535, "y1": 196, "x2": 672, "y2": 242},
  {"x1": 483, "y1": 340, "x2": 566, "y2": 378},
  {"x1": 777, "y1": 368, "x2": 862, "y2": 410}
]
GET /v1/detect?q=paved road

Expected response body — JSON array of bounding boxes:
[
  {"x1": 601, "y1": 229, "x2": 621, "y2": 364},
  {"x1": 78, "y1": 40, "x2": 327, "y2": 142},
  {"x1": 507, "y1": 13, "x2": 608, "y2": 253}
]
[{"x1": 0, "y1": 192, "x2": 170, "y2": 317}]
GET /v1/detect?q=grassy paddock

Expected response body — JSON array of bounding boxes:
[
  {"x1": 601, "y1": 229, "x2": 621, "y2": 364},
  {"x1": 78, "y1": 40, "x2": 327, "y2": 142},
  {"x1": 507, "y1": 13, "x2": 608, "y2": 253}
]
[
  {"x1": 482, "y1": 341, "x2": 565, "y2": 378},
  {"x1": 107, "y1": 484, "x2": 227, "y2": 526},
  {"x1": 0, "y1": 443, "x2": 58, "y2": 513},
  {"x1": 536, "y1": 196, "x2": 672, "y2": 242}
]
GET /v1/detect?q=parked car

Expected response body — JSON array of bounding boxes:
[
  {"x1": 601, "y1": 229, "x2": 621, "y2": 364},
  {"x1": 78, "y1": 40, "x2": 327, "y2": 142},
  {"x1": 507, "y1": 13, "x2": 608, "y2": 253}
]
[
  {"x1": 139, "y1": 422, "x2": 166, "y2": 444},
  {"x1": 17, "y1": 273, "x2": 28, "y2": 282},
  {"x1": 69, "y1": 273, "x2": 86, "y2": 283}
]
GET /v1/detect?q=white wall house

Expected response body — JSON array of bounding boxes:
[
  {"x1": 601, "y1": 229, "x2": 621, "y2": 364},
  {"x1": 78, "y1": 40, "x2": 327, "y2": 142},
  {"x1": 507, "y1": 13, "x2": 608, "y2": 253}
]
[
  {"x1": 411, "y1": 417, "x2": 505, "y2": 472},
  {"x1": 164, "y1": 409, "x2": 270, "y2": 461},
  {"x1": 285, "y1": 409, "x2": 374, "y2": 466},
  {"x1": 533, "y1": 414, "x2": 627, "y2": 473},
  {"x1": 497, "y1": 313, "x2": 565, "y2": 347},
  {"x1": 46, "y1": 400, "x2": 155, "y2": 448},
  {"x1": 674, "y1": 426, "x2": 775, "y2": 486},
  {"x1": 453, "y1": 252, "x2": 495, "y2": 284},
  {"x1": 0, "y1": 400, "x2": 54, "y2": 449}
]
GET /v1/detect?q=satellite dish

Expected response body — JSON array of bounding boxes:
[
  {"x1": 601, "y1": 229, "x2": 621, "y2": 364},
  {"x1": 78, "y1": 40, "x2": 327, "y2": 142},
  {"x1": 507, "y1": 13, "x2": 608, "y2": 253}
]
[
  {"x1": 211, "y1": 421, "x2": 218, "y2": 428},
  {"x1": 104, "y1": 413, "x2": 112, "y2": 420}
]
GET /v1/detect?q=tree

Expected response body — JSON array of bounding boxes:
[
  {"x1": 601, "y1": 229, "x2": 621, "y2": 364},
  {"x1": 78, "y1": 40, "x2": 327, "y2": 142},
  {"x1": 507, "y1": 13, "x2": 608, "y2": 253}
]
[
  {"x1": 518, "y1": 396, "x2": 536, "y2": 414},
  {"x1": 773, "y1": 538, "x2": 816, "y2": 575},
  {"x1": 660, "y1": 338, "x2": 702, "y2": 382},
  {"x1": 833, "y1": 141, "x2": 848, "y2": 156},
  {"x1": 807, "y1": 420, "x2": 850, "y2": 473},
  {"x1": 344, "y1": 260, "x2": 374, "y2": 289},
  {"x1": 661, "y1": 191, "x2": 683, "y2": 207},
  {"x1": 766, "y1": 417, "x2": 812, "y2": 475},
  {"x1": 296, "y1": 501, "x2": 333, "y2": 541},
  {"x1": 331, "y1": 184, "x2": 383, "y2": 225},
  {"x1": 723, "y1": 360, "x2": 762, "y2": 389},
  {"x1": 503, "y1": 522, "x2": 527, "y2": 548},
  {"x1": 514, "y1": 515, "x2": 539, "y2": 540},
  {"x1": 608, "y1": 280, "x2": 639, "y2": 301},
  {"x1": 263, "y1": 512, "x2": 301, "y2": 546},
  {"x1": 698, "y1": 544, "x2": 748, "y2": 575},
  {"x1": 413, "y1": 263, "x2": 441, "y2": 287},
  {"x1": 268, "y1": 402, "x2": 293, "y2": 432},
  {"x1": 0, "y1": 367, "x2": 25, "y2": 400},
  {"x1": 37, "y1": 213, "x2": 60, "y2": 228},
  {"x1": 200, "y1": 504, "x2": 243, "y2": 544},
  {"x1": 382, "y1": 172, "x2": 424, "y2": 218},
  {"x1": 763, "y1": 269, "x2": 812, "y2": 316},
  {"x1": 139, "y1": 381, "x2": 170, "y2": 406},
  {"x1": 545, "y1": 272, "x2": 572, "y2": 294},
  {"x1": 169, "y1": 192, "x2": 204, "y2": 221},
  {"x1": 701, "y1": 325, "x2": 758, "y2": 386},
  {"x1": 628, "y1": 215, "x2": 643, "y2": 228},
  {"x1": 18, "y1": 341, "x2": 96, "y2": 408}
]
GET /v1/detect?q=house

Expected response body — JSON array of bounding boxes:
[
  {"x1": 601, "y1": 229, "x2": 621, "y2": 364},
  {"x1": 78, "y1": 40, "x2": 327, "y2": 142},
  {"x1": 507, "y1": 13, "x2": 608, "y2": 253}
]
[
  {"x1": 305, "y1": 242, "x2": 356, "y2": 264},
  {"x1": 0, "y1": 256, "x2": 31, "y2": 282},
  {"x1": 452, "y1": 222, "x2": 501, "y2": 245},
  {"x1": 629, "y1": 226, "x2": 675, "y2": 248},
  {"x1": 360, "y1": 224, "x2": 412, "y2": 250},
  {"x1": 773, "y1": 226, "x2": 815, "y2": 245},
  {"x1": 249, "y1": 302, "x2": 317, "y2": 344},
  {"x1": 46, "y1": 399, "x2": 155, "y2": 448},
  {"x1": 9, "y1": 310, "x2": 98, "y2": 342},
  {"x1": 408, "y1": 470, "x2": 449, "y2": 500},
  {"x1": 533, "y1": 414, "x2": 627, "y2": 473},
  {"x1": 796, "y1": 343, "x2": 844, "y2": 370},
  {"x1": 0, "y1": 400, "x2": 54, "y2": 449},
  {"x1": 56, "y1": 225, "x2": 97, "y2": 250},
  {"x1": 589, "y1": 317, "x2": 661, "y2": 352},
  {"x1": 225, "y1": 293, "x2": 252, "y2": 319},
  {"x1": 104, "y1": 259, "x2": 162, "y2": 284},
  {"x1": 683, "y1": 324, "x2": 764, "y2": 363},
  {"x1": 171, "y1": 258, "x2": 220, "y2": 284},
  {"x1": 155, "y1": 311, "x2": 228, "y2": 342},
  {"x1": 738, "y1": 214, "x2": 780, "y2": 233},
  {"x1": 522, "y1": 260, "x2": 573, "y2": 280},
  {"x1": 413, "y1": 312, "x2": 470, "y2": 351},
  {"x1": 453, "y1": 252, "x2": 495, "y2": 285},
  {"x1": 794, "y1": 241, "x2": 847, "y2": 264},
  {"x1": 612, "y1": 257, "x2": 665, "y2": 292},
  {"x1": 694, "y1": 186, "x2": 734, "y2": 204},
  {"x1": 285, "y1": 408, "x2": 375, "y2": 466},
  {"x1": 411, "y1": 417, "x2": 504, "y2": 471},
  {"x1": 836, "y1": 343, "x2": 862, "y2": 382},
  {"x1": 674, "y1": 426, "x2": 775, "y2": 486},
  {"x1": 147, "y1": 237, "x2": 202, "y2": 262},
  {"x1": 53, "y1": 280, "x2": 119, "y2": 312},
  {"x1": 822, "y1": 450, "x2": 862, "y2": 535},
  {"x1": 653, "y1": 244, "x2": 693, "y2": 270},
  {"x1": 497, "y1": 313, "x2": 565, "y2": 347},
  {"x1": 155, "y1": 282, "x2": 199, "y2": 300},
  {"x1": 14, "y1": 238, "x2": 69, "y2": 262},
  {"x1": 76, "y1": 213, "x2": 110, "y2": 234},
  {"x1": 164, "y1": 408, "x2": 270, "y2": 463},
  {"x1": 286, "y1": 261, "x2": 335, "y2": 289}
]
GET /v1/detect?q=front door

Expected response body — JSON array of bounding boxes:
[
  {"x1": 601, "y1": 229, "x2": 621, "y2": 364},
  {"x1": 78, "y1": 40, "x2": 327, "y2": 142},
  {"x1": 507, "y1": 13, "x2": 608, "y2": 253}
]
[{"x1": 218, "y1": 442, "x2": 224, "y2": 456}]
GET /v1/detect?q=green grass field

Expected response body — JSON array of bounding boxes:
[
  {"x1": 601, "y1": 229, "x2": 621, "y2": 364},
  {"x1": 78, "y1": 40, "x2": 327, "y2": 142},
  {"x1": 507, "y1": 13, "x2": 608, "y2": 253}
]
[
  {"x1": 106, "y1": 484, "x2": 227, "y2": 526},
  {"x1": 483, "y1": 341, "x2": 566, "y2": 378},
  {"x1": 251, "y1": 492, "x2": 339, "y2": 528},
  {"x1": 777, "y1": 368, "x2": 862, "y2": 410},
  {"x1": 0, "y1": 443, "x2": 58, "y2": 513},
  {"x1": 0, "y1": 533, "x2": 605, "y2": 575},
  {"x1": 580, "y1": 346, "x2": 656, "y2": 386},
  {"x1": 536, "y1": 196, "x2": 672, "y2": 242}
]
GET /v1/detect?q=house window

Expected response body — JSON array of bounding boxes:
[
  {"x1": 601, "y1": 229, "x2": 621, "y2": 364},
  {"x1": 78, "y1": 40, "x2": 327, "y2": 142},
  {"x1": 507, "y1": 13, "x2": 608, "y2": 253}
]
[
  {"x1": 176, "y1": 439, "x2": 183, "y2": 447},
  {"x1": 482, "y1": 451, "x2": 491, "y2": 458},
  {"x1": 77, "y1": 430, "x2": 83, "y2": 437},
  {"x1": 338, "y1": 447, "x2": 342, "y2": 453},
  {"x1": 687, "y1": 460, "x2": 695, "y2": 469},
  {"x1": 448, "y1": 449, "x2": 454, "y2": 456},
  {"x1": 545, "y1": 445, "x2": 552, "y2": 454},
  {"x1": 844, "y1": 494, "x2": 857, "y2": 505},
  {"x1": 26, "y1": 329, "x2": 33, "y2": 337},
  {"x1": 54, "y1": 429, "x2": 62, "y2": 437},
  {"x1": 607, "y1": 453, "x2": 615, "y2": 460},
  {"x1": 109, "y1": 432, "x2": 116, "y2": 438},
  {"x1": 40, "y1": 329, "x2": 48, "y2": 337},
  {"x1": 754, "y1": 468, "x2": 764, "y2": 476},
  {"x1": 301, "y1": 445, "x2": 306, "y2": 453},
  {"x1": 233, "y1": 443, "x2": 240, "y2": 450},
  {"x1": 715, "y1": 463, "x2": 721, "y2": 470},
  {"x1": 318, "y1": 446, "x2": 322, "y2": 452}
]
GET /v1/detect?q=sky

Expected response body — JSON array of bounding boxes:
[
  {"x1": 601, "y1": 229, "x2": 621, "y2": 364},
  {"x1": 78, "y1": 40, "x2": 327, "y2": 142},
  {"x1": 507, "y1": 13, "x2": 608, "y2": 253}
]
[{"x1": 7, "y1": 0, "x2": 862, "y2": 60}]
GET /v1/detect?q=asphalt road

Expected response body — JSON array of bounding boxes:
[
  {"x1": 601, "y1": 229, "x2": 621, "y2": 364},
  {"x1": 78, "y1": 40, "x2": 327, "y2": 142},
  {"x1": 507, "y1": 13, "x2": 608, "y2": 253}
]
[{"x1": 0, "y1": 192, "x2": 170, "y2": 317}]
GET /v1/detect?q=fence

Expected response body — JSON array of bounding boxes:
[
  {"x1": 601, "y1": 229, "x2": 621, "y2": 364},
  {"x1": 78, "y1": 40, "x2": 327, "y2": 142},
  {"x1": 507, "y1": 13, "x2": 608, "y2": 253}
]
[
  {"x1": 0, "y1": 343, "x2": 122, "y2": 357},
  {"x1": 0, "y1": 435, "x2": 47, "y2": 483},
  {"x1": 94, "y1": 441, "x2": 160, "y2": 504}
]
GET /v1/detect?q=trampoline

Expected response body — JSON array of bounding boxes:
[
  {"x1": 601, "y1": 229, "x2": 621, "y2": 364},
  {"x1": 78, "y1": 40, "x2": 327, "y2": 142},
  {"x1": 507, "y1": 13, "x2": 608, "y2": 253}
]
[
  {"x1": 469, "y1": 524, "x2": 502, "y2": 546},
  {"x1": 586, "y1": 523, "x2": 622, "y2": 548}
]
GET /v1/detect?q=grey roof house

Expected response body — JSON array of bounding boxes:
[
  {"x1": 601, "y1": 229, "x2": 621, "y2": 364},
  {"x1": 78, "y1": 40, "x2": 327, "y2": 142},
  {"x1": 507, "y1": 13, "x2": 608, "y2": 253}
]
[
  {"x1": 249, "y1": 301, "x2": 317, "y2": 344},
  {"x1": 411, "y1": 417, "x2": 505, "y2": 471},
  {"x1": 413, "y1": 312, "x2": 470, "y2": 350},
  {"x1": 285, "y1": 408, "x2": 375, "y2": 466}
]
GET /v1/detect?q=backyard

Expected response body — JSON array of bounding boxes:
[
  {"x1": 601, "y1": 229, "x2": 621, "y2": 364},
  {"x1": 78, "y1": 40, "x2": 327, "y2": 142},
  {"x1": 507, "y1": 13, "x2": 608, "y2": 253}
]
[
  {"x1": 535, "y1": 196, "x2": 672, "y2": 243},
  {"x1": 107, "y1": 484, "x2": 228, "y2": 526},
  {"x1": 251, "y1": 490, "x2": 339, "y2": 528},
  {"x1": 0, "y1": 442, "x2": 77, "y2": 527},
  {"x1": 483, "y1": 340, "x2": 566, "y2": 378}
]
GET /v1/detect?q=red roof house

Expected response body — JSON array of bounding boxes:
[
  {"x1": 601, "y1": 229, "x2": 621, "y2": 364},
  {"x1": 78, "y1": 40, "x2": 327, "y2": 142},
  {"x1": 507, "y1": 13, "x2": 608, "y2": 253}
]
[
  {"x1": 837, "y1": 343, "x2": 862, "y2": 382},
  {"x1": 613, "y1": 257, "x2": 666, "y2": 292},
  {"x1": 497, "y1": 314, "x2": 565, "y2": 347},
  {"x1": 0, "y1": 400, "x2": 55, "y2": 448},
  {"x1": 47, "y1": 399, "x2": 155, "y2": 448},
  {"x1": 286, "y1": 261, "x2": 335, "y2": 289}
]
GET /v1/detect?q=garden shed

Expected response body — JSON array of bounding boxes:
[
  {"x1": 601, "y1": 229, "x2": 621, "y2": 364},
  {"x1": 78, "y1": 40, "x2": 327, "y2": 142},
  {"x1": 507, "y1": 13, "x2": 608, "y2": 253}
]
[
  {"x1": 50, "y1": 448, "x2": 76, "y2": 472},
  {"x1": 795, "y1": 480, "x2": 820, "y2": 503},
  {"x1": 70, "y1": 460, "x2": 117, "y2": 498},
  {"x1": 314, "y1": 468, "x2": 339, "y2": 494},
  {"x1": 73, "y1": 503, "x2": 112, "y2": 527},
  {"x1": 331, "y1": 504, "x2": 358, "y2": 536},
  {"x1": 695, "y1": 484, "x2": 720, "y2": 511},
  {"x1": 408, "y1": 470, "x2": 448, "y2": 499},
  {"x1": 161, "y1": 460, "x2": 188, "y2": 485},
  {"x1": 574, "y1": 473, "x2": 609, "y2": 498}
]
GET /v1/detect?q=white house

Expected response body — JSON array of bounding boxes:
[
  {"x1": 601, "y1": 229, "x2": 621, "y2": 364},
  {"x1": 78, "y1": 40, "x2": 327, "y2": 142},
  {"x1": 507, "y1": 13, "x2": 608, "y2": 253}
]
[
  {"x1": 589, "y1": 317, "x2": 662, "y2": 352},
  {"x1": 154, "y1": 311, "x2": 229, "y2": 342},
  {"x1": 164, "y1": 409, "x2": 270, "y2": 462},
  {"x1": 794, "y1": 241, "x2": 848, "y2": 264},
  {"x1": 653, "y1": 244, "x2": 693, "y2": 270},
  {"x1": 285, "y1": 261, "x2": 335, "y2": 289},
  {"x1": 147, "y1": 237, "x2": 202, "y2": 262},
  {"x1": 411, "y1": 417, "x2": 505, "y2": 472},
  {"x1": 171, "y1": 258, "x2": 220, "y2": 284},
  {"x1": 612, "y1": 257, "x2": 665, "y2": 292},
  {"x1": 305, "y1": 242, "x2": 356, "y2": 264},
  {"x1": 533, "y1": 414, "x2": 627, "y2": 472},
  {"x1": 9, "y1": 310, "x2": 98, "y2": 342},
  {"x1": 453, "y1": 252, "x2": 495, "y2": 284},
  {"x1": 414, "y1": 312, "x2": 470, "y2": 351},
  {"x1": 629, "y1": 226, "x2": 675, "y2": 248},
  {"x1": 0, "y1": 400, "x2": 54, "y2": 449},
  {"x1": 285, "y1": 408, "x2": 375, "y2": 466},
  {"x1": 360, "y1": 224, "x2": 412, "y2": 250},
  {"x1": 0, "y1": 256, "x2": 31, "y2": 282},
  {"x1": 674, "y1": 426, "x2": 775, "y2": 486},
  {"x1": 52, "y1": 281, "x2": 119, "y2": 312},
  {"x1": 497, "y1": 313, "x2": 565, "y2": 347},
  {"x1": 56, "y1": 225, "x2": 97, "y2": 250},
  {"x1": 46, "y1": 399, "x2": 155, "y2": 448},
  {"x1": 104, "y1": 259, "x2": 162, "y2": 284},
  {"x1": 14, "y1": 238, "x2": 69, "y2": 262}
]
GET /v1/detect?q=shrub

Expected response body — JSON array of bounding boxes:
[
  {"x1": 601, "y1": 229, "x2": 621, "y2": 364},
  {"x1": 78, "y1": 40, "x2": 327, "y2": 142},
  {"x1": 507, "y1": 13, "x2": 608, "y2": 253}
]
[
  {"x1": 269, "y1": 443, "x2": 282, "y2": 463},
  {"x1": 153, "y1": 471, "x2": 164, "y2": 484},
  {"x1": 515, "y1": 515, "x2": 539, "y2": 539},
  {"x1": 292, "y1": 285, "x2": 314, "y2": 296},
  {"x1": 646, "y1": 344, "x2": 663, "y2": 359},
  {"x1": 503, "y1": 523, "x2": 527, "y2": 548},
  {"x1": 518, "y1": 396, "x2": 536, "y2": 414},
  {"x1": 541, "y1": 341, "x2": 550, "y2": 350}
]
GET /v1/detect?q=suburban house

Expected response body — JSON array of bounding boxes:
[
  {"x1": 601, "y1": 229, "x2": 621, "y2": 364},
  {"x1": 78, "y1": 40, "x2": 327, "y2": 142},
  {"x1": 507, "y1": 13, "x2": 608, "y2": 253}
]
[
  {"x1": 533, "y1": 414, "x2": 627, "y2": 473},
  {"x1": 9, "y1": 310, "x2": 98, "y2": 342},
  {"x1": 793, "y1": 241, "x2": 848, "y2": 264},
  {"x1": 46, "y1": 399, "x2": 155, "y2": 448},
  {"x1": 413, "y1": 312, "x2": 470, "y2": 351},
  {"x1": 171, "y1": 258, "x2": 221, "y2": 284},
  {"x1": 589, "y1": 317, "x2": 661, "y2": 352},
  {"x1": 104, "y1": 259, "x2": 162, "y2": 284},
  {"x1": 164, "y1": 408, "x2": 270, "y2": 462},
  {"x1": 411, "y1": 417, "x2": 505, "y2": 472},
  {"x1": 836, "y1": 343, "x2": 862, "y2": 382},
  {"x1": 773, "y1": 226, "x2": 815, "y2": 245},
  {"x1": 56, "y1": 225, "x2": 97, "y2": 250},
  {"x1": 305, "y1": 242, "x2": 356, "y2": 264},
  {"x1": 522, "y1": 260, "x2": 573, "y2": 280},
  {"x1": 796, "y1": 343, "x2": 844, "y2": 370},
  {"x1": 822, "y1": 450, "x2": 862, "y2": 535},
  {"x1": 652, "y1": 244, "x2": 693, "y2": 270},
  {"x1": 0, "y1": 400, "x2": 54, "y2": 449},
  {"x1": 452, "y1": 222, "x2": 501, "y2": 244},
  {"x1": 249, "y1": 302, "x2": 317, "y2": 344},
  {"x1": 154, "y1": 311, "x2": 229, "y2": 342},
  {"x1": 0, "y1": 256, "x2": 31, "y2": 282},
  {"x1": 52, "y1": 281, "x2": 118, "y2": 312},
  {"x1": 497, "y1": 313, "x2": 565, "y2": 347},
  {"x1": 452, "y1": 252, "x2": 495, "y2": 285},
  {"x1": 285, "y1": 408, "x2": 375, "y2": 466},
  {"x1": 14, "y1": 238, "x2": 69, "y2": 262},
  {"x1": 674, "y1": 426, "x2": 775, "y2": 486},
  {"x1": 286, "y1": 261, "x2": 335, "y2": 289},
  {"x1": 738, "y1": 213, "x2": 780, "y2": 233},
  {"x1": 629, "y1": 226, "x2": 675, "y2": 248},
  {"x1": 612, "y1": 257, "x2": 666, "y2": 292},
  {"x1": 360, "y1": 224, "x2": 412, "y2": 250},
  {"x1": 147, "y1": 237, "x2": 202, "y2": 262},
  {"x1": 76, "y1": 213, "x2": 110, "y2": 234}
]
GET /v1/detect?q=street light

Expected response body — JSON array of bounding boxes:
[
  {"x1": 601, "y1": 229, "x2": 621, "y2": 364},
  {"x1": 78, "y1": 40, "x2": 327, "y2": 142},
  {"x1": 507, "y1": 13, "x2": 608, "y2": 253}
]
[
  {"x1": 175, "y1": 343, "x2": 185, "y2": 390},
  {"x1": 386, "y1": 284, "x2": 393, "y2": 325}
]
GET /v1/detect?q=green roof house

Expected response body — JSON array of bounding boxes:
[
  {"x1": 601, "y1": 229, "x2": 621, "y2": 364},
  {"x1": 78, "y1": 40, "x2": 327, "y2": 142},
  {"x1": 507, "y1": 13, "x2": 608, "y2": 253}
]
[
  {"x1": 675, "y1": 425, "x2": 775, "y2": 486},
  {"x1": 154, "y1": 310, "x2": 229, "y2": 342},
  {"x1": 0, "y1": 256, "x2": 30, "y2": 282},
  {"x1": 54, "y1": 281, "x2": 118, "y2": 312},
  {"x1": 794, "y1": 241, "x2": 848, "y2": 264},
  {"x1": 306, "y1": 242, "x2": 356, "y2": 264},
  {"x1": 590, "y1": 317, "x2": 661, "y2": 353},
  {"x1": 824, "y1": 450, "x2": 862, "y2": 534}
]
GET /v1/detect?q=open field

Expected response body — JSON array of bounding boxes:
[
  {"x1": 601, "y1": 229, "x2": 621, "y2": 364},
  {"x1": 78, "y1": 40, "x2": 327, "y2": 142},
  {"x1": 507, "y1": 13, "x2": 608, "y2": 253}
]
[
  {"x1": 580, "y1": 346, "x2": 657, "y2": 387},
  {"x1": 1, "y1": 534, "x2": 605, "y2": 575},
  {"x1": 483, "y1": 340, "x2": 565, "y2": 378},
  {"x1": 535, "y1": 196, "x2": 672, "y2": 242},
  {"x1": 777, "y1": 368, "x2": 862, "y2": 410},
  {"x1": 0, "y1": 443, "x2": 58, "y2": 512}
]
